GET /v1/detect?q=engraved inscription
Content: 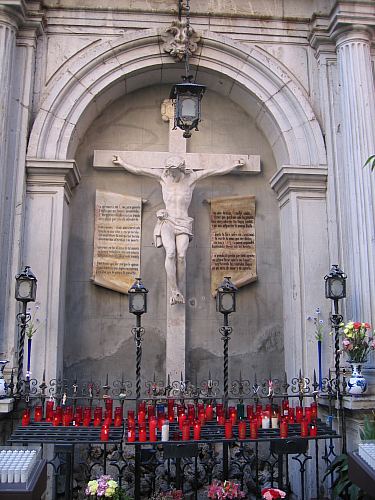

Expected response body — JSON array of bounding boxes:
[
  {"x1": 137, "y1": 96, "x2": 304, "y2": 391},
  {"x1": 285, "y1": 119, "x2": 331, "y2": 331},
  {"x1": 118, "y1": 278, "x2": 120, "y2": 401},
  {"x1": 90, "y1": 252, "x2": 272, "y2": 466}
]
[
  {"x1": 92, "y1": 191, "x2": 142, "y2": 293},
  {"x1": 210, "y1": 196, "x2": 257, "y2": 295}
]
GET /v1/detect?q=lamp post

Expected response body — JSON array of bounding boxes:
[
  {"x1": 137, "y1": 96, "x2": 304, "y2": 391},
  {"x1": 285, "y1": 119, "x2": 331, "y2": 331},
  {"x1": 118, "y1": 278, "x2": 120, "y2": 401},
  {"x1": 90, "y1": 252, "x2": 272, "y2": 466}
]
[
  {"x1": 169, "y1": 0, "x2": 206, "y2": 138},
  {"x1": 216, "y1": 276, "x2": 237, "y2": 480},
  {"x1": 128, "y1": 278, "x2": 148, "y2": 405},
  {"x1": 216, "y1": 277, "x2": 237, "y2": 410},
  {"x1": 15, "y1": 266, "x2": 37, "y2": 396},
  {"x1": 324, "y1": 264, "x2": 347, "y2": 452}
]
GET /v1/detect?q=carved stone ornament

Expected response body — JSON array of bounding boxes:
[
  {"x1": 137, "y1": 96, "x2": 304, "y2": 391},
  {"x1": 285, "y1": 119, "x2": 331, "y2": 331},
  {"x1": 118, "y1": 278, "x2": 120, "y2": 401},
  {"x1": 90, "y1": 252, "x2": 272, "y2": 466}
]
[{"x1": 161, "y1": 20, "x2": 200, "y2": 61}]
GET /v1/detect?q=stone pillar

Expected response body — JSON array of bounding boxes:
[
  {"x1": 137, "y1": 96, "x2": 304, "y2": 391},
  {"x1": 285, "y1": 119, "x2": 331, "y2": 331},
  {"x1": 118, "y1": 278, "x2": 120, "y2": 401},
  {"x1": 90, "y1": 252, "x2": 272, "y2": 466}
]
[
  {"x1": 22, "y1": 160, "x2": 80, "y2": 383},
  {"x1": 334, "y1": 27, "x2": 375, "y2": 321},
  {"x1": 270, "y1": 166, "x2": 330, "y2": 381},
  {"x1": 0, "y1": 4, "x2": 24, "y2": 354}
]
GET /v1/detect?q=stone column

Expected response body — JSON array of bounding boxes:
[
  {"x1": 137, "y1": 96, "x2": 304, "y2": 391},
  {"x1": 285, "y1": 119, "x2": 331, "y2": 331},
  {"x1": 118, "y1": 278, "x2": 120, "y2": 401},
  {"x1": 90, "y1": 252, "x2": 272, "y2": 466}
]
[
  {"x1": 334, "y1": 27, "x2": 375, "y2": 321},
  {"x1": 0, "y1": 4, "x2": 24, "y2": 353},
  {"x1": 270, "y1": 166, "x2": 330, "y2": 381},
  {"x1": 23, "y1": 160, "x2": 81, "y2": 383}
]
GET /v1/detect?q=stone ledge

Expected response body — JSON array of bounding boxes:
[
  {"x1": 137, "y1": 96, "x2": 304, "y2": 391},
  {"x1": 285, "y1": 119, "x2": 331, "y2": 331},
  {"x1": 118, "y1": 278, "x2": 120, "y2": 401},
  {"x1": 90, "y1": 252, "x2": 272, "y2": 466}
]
[
  {"x1": 0, "y1": 397, "x2": 14, "y2": 413},
  {"x1": 319, "y1": 394, "x2": 375, "y2": 411}
]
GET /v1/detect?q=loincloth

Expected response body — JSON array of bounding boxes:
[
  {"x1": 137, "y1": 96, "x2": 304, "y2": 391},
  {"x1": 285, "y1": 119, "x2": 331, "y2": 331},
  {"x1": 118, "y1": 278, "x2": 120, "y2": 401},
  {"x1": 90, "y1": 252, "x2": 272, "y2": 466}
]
[{"x1": 153, "y1": 209, "x2": 194, "y2": 248}]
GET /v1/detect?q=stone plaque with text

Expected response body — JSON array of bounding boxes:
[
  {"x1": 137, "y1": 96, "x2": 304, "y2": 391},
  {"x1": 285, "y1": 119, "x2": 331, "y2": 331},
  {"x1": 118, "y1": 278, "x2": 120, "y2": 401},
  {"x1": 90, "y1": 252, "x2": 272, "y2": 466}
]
[
  {"x1": 92, "y1": 190, "x2": 142, "y2": 294},
  {"x1": 210, "y1": 195, "x2": 257, "y2": 295}
]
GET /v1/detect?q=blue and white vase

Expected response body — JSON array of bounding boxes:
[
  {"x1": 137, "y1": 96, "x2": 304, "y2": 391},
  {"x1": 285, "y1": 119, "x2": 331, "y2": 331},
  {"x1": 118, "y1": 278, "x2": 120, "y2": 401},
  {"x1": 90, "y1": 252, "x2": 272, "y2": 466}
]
[
  {"x1": 347, "y1": 362, "x2": 367, "y2": 395},
  {"x1": 0, "y1": 360, "x2": 9, "y2": 399}
]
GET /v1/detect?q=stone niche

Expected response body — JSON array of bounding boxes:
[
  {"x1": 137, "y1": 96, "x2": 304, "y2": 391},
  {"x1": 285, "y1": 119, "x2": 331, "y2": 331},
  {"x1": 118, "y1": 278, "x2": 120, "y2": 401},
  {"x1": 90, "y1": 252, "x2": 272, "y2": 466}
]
[{"x1": 63, "y1": 84, "x2": 284, "y2": 387}]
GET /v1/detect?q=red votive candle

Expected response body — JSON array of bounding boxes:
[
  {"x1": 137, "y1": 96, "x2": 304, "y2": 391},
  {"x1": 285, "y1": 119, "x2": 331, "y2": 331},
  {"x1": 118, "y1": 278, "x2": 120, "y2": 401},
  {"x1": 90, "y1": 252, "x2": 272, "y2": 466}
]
[
  {"x1": 300, "y1": 418, "x2": 309, "y2": 437},
  {"x1": 250, "y1": 419, "x2": 258, "y2": 439},
  {"x1": 288, "y1": 407, "x2": 295, "y2": 422},
  {"x1": 100, "y1": 425, "x2": 109, "y2": 442},
  {"x1": 149, "y1": 417, "x2": 157, "y2": 441},
  {"x1": 246, "y1": 405, "x2": 254, "y2": 420},
  {"x1": 256, "y1": 403, "x2": 262, "y2": 414},
  {"x1": 311, "y1": 402, "x2": 318, "y2": 420},
  {"x1": 127, "y1": 424, "x2": 136, "y2": 442},
  {"x1": 54, "y1": 414, "x2": 61, "y2": 427},
  {"x1": 216, "y1": 403, "x2": 223, "y2": 416},
  {"x1": 238, "y1": 420, "x2": 246, "y2": 439},
  {"x1": 138, "y1": 410, "x2": 146, "y2": 424},
  {"x1": 46, "y1": 400, "x2": 54, "y2": 421},
  {"x1": 147, "y1": 405, "x2": 155, "y2": 418},
  {"x1": 218, "y1": 413, "x2": 225, "y2": 426},
  {"x1": 296, "y1": 406, "x2": 303, "y2": 423},
  {"x1": 225, "y1": 419, "x2": 233, "y2": 439},
  {"x1": 34, "y1": 406, "x2": 43, "y2": 422},
  {"x1": 178, "y1": 413, "x2": 187, "y2": 431},
  {"x1": 193, "y1": 420, "x2": 201, "y2": 440},
  {"x1": 22, "y1": 409, "x2": 30, "y2": 427},
  {"x1": 198, "y1": 411, "x2": 206, "y2": 425},
  {"x1": 114, "y1": 414, "x2": 123, "y2": 427},
  {"x1": 280, "y1": 419, "x2": 288, "y2": 438},
  {"x1": 139, "y1": 423, "x2": 147, "y2": 442},
  {"x1": 282, "y1": 400, "x2": 289, "y2": 416},
  {"x1": 305, "y1": 407, "x2": 312, "y2": 424},
  {"x1": 182, "y1": 421, "x2": 190, "y2": 441},
  {"x1": 310, "y1": 422, "x2": 318, "y2": 437},
  {"x1": 205, "y1": 404, "x2": 213, "y2": 421},
  {"x1": 229, "y1": 407, "x2": 237, "y2": 426}
]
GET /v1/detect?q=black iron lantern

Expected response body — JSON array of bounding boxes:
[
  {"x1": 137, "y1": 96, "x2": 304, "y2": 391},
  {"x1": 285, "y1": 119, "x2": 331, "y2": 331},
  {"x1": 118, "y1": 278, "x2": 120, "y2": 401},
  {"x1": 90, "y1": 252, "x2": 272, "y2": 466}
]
[
  {"x1": 324, "y1": 264, "x2": 347, "y2": 300},
  {"x1": 170, "y1": 79, "x2": 206, "y2": 138},
  {"x1": 15, "y1": 266, "x2": 37, "y2": 303},
  {"x1": 216, "y1": 276, "x2": 238, "y2": 314},
  {"x1": 128, "y1": 278, "x2": 148, "y2": 315}
]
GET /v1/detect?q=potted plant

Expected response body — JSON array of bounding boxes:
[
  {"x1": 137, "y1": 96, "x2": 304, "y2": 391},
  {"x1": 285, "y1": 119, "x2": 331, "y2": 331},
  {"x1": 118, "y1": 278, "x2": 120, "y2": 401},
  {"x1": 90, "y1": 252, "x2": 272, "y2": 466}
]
[{"x1": 340, "y1": 321, "x2": 375, "y2": 395}]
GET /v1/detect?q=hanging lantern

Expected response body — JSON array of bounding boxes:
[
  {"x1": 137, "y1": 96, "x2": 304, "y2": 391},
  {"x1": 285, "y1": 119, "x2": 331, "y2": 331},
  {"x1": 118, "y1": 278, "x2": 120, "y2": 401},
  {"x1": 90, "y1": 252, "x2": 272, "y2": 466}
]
[{"x1": 170, "y1": 79, "x2": 206, "y2": 138}]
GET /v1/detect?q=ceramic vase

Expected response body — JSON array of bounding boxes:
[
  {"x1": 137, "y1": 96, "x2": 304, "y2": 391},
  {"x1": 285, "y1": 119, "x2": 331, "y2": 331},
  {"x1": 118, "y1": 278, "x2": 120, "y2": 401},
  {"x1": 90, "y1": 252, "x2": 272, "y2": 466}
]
[{"x1": 347, "y1": 362, "x2": 367, "y2": 395}]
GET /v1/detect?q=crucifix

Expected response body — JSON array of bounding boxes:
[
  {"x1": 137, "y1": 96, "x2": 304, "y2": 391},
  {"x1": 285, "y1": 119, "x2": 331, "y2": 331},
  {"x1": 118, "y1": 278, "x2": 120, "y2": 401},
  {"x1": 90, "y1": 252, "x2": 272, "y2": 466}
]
[{"x1": 93, "y1": 99, "x2": 260, "y2": 381}]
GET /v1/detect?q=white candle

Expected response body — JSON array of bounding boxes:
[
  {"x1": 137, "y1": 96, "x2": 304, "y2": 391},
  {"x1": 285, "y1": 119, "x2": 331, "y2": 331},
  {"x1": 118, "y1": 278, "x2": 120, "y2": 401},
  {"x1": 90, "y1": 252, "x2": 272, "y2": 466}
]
[
  {"x1": 161, "y1": 421, "x2": 169, "y2": 441},
  {"x1": 262, "y1": 416, "x2": 270, "y2": 429},
  {"x1": 271, "y1": 417, "x2": 279, "y2": 429}
]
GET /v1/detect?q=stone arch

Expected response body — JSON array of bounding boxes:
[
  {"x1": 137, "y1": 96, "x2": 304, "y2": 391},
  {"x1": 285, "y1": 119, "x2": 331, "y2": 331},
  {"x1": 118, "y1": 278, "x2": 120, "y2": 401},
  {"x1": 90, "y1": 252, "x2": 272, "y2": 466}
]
[{"x1": 27, "y1": 29, "x2": 326, "y2": 167}]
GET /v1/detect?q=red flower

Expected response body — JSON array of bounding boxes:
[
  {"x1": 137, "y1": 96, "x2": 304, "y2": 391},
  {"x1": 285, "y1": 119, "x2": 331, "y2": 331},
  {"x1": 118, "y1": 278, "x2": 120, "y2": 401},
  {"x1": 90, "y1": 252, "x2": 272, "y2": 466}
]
[
  {"x1": 353, "y1": 322, "x2": 361, "y2": 329},
  {"x1": 365, "y1": 323, "x2": 371, "y2": 329}
]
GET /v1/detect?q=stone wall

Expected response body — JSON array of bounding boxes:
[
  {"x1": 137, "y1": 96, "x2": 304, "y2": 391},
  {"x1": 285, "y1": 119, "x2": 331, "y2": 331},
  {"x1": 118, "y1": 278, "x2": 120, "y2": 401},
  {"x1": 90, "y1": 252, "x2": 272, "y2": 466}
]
[{"x1": 63, "y1": 84, "x2": 284, "y2": 385}]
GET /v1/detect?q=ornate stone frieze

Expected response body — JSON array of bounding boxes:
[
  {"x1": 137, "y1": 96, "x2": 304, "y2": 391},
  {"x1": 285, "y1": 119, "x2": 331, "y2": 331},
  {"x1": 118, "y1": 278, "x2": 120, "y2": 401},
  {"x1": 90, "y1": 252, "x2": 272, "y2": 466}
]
[{"x1": 161, "y1": 20, "x2": 200, "y2": 61}]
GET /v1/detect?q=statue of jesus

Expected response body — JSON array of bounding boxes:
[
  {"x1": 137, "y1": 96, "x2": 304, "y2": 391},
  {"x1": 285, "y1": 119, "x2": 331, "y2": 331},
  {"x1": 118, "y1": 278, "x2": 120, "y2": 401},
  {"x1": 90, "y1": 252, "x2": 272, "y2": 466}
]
[{"x1": 113, "y1": 154, "x2": 244, "y2": 304}]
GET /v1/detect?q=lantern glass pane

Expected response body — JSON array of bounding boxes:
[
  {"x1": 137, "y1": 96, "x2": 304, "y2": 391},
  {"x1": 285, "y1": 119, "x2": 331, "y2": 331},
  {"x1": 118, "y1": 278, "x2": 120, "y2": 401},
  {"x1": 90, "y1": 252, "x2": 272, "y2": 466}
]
[
  {"x1": 330, "y1": 278, "x2": 344, "y2": 298},
  {"x1": 221, "y1": 293, "x2": 234, "y2": 312},
  {"x1": 131, "y1": 293, "x2": 145, "y2": 312},
  {"x1": 18, "y1": 280, "x2": 32, "y2": 300},
  {"x1": 180, "y1": 96, "x2": 197, "y2": 119}
]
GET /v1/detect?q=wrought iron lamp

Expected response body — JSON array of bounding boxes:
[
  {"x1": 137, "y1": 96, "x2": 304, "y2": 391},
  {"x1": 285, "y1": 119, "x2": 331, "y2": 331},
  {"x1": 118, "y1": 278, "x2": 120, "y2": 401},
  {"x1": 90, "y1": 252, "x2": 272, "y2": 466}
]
[
  {"x1": 169, "y1": 0, "x2": 206, "y2": 138},
  {"x1": 15, "y1": 266, "x2": 37, "y2": 303},
  {"x1": 15, "y1": 266, "x2": 38, "y2": 396},
  {"x1": 325, "y1": 264, "x2": 347, "y2": 301},
  {"x1": 216, "y1": 276, "x2": 237, "y2": 314},
  {"x1": 128, "y1": 278, "x2": 148, "y2": 405},
  {"x1": 129, "y1": 277, "x2": 148, "y2": 315},
  {"x1": 324, "y1": 264, "x2": 347, "y2": 453}
]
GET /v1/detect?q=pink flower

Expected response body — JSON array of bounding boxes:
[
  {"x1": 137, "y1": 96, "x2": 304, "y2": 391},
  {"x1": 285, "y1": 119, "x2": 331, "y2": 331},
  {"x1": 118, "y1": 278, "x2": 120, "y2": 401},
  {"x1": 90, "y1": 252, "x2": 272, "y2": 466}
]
[{"x1": 261, "y1": 488, "x2": 286, "y2": 499}]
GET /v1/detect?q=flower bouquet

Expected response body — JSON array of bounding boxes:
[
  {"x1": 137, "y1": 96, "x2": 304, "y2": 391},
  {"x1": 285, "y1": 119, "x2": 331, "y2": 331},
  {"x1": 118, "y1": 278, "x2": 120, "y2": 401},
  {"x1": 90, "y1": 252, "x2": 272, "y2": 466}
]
[
  {"x1": 207, "y1": 479, "x2": 246, "y2": 499},
  {"x1": 85, "y1": 475, "x2": 128, "y2": 499},
  {"x1": 340, "y1": 321, "x2": 375, "y2": 363},
  {"x1": 261, "y1": 488, "x2": 286, "y2": 499}
]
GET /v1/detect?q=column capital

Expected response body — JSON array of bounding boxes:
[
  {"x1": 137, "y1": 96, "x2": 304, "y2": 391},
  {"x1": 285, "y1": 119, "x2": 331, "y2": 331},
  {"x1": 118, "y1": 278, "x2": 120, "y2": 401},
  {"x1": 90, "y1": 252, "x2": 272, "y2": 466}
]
[
  {"x1": 0, "y1": 1, "x2": 27, "y2": 29},
  {"x1": 26, "y1": 159, "x2": 81, "y2": 203},
  {"x1": 332, "y1": 24, "x2": 373, "y2": 48},
  {"x1": 270, "y1": 165, "x2": 328, "y2": 203}
]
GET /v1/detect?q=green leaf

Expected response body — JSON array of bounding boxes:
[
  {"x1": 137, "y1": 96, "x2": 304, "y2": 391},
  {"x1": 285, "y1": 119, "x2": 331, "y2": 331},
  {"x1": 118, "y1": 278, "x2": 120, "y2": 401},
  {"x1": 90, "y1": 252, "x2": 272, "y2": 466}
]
[{"x1": 364, "y1": 155, "x2": 375, "y2": 171}]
